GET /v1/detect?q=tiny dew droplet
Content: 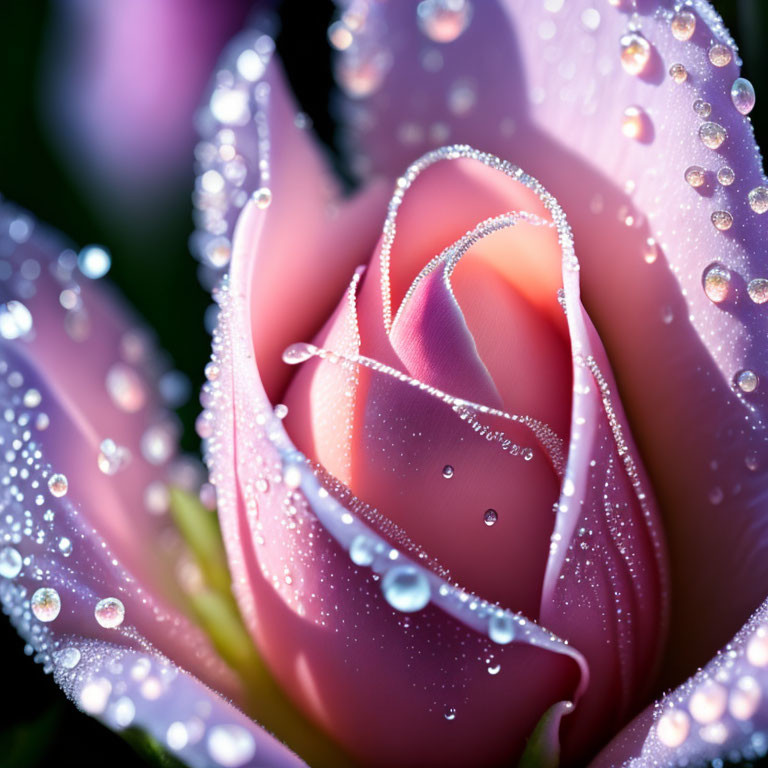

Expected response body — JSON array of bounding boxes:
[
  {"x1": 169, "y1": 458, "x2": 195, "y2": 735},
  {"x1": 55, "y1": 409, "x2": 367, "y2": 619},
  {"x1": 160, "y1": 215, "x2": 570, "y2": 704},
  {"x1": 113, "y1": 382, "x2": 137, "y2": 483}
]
[
  {"x1": 95, "y1": 597, "x2": 125, "y2": 628},
  {"x1": 0, "y1": 546, "x2": 22, "y2": 578},
  {"x1": 381, "y1": 565, "x2": 431, "y2": 612},
  {"x1": 621, "y1": 106, "x2": 646, "y2": 140},
  {"x1": 731, "y1": 78, "x2": 756, "y2": 115},
  {"x1": 483, "y1": 509, "x2": 498, "y2": 526},
  {"x1": 711, "y1": 210, "x2": 733, "y2": 231},
  {"x1": 708, "y1": 44, "x2": 732, "y2": 67},
  {"x1": 717, "y1": 167, "x2": 735, "y2": 186},
  {"x1": 748, "y1": 278, "x2": 768, "y2": 304},
  {"x1": 48, "y1": 473, "x2": 68, "y2": 497},
  {"x1": 702, "y1": 264, "x2": 732, "y2": 303},
  {"x1": 684, "y1": 166, "x2": 707, "y2": 188},
  {"x1": 252, "y1": 187, "x2": 272, "y2": 209},
  {"x1": 31, "y1": 587, "x2": 61, "y2": 622},
  {"x1": 748, "y1": 186, "x2": 768, "y2": 214},
  {"x1": 736, "y1": 370, "x2": 759, "y2": 393},
  {"x1": 619, "y1": 34, "x2": 651, "y2": 76},
  {"x1": 693, "y1": 99, "x2": 712, "y2": 118},
  {"x1": 444, "y1": 707, "x2": 457, "y2": 721},
  {"x1": 670, "y1": 10, "x2": 696, "y2": 41},
  {"x1": 699, "y1": 122, "x2": 727, "y2": 149},
  {"x1": 669, "y1": 63, "x2": 687, "y2": 83},
  {"x1": 442, "y1": 464, "x2": 454, "y2": 478}
]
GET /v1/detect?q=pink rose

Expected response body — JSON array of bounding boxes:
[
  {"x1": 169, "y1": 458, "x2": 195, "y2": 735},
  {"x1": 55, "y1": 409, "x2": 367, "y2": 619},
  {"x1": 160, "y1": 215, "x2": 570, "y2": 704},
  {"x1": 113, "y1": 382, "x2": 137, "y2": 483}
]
[{"x1": 3, "y1": 2, "x2": 768, "y2": 767}]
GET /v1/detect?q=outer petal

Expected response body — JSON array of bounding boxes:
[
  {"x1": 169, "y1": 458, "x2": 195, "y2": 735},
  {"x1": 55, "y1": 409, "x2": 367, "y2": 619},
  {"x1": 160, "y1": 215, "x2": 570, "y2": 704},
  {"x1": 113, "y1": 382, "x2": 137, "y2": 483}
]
[
  {"x1": 204, "y1": 25, "x2": 665, "y2": 756},
  {"x1": 0, "y1": 203, "x2": 304, "y2": 765},
  {"x1": 590, "y1": 596, "x2": 768, "y2": 767},
  {"x1": 333, "y1": 0, "x2": 768, "y2": 691}
]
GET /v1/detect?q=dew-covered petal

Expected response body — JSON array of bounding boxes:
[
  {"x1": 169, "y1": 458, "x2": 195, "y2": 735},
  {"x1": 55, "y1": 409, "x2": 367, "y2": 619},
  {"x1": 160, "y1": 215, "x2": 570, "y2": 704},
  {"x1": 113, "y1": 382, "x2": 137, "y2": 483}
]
[
  {"x1": 54, "y1": 639, "x2": 306, "y2": 768},
  {"x1": 334, "y1": 0, "x2": 768, "y2": 689},
  {"x1": 590, "y1": 595, "x2": 768, "y2": 768}
]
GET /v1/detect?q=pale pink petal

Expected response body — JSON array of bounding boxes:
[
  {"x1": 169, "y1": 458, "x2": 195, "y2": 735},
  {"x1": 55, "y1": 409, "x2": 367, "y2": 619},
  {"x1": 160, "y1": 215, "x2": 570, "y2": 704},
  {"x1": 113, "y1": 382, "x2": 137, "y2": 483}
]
[
  {"x1": 334, "y1": 0, "x2": 768, "y2": 690},
  {"x1": 591, "y1": 596, "x2": 768, "y2": 767}
]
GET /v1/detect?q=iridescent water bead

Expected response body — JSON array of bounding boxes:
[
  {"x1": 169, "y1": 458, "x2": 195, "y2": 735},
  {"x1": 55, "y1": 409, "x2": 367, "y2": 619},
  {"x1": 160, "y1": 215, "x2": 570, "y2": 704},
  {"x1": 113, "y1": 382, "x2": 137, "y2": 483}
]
[
  {"x1": 442, "y1": 464, "x2": 454, "y2": 478},
  {"x1": 47, "y1": 473, "x2": 68, "y2": 497},
  {"x1": 0, "y1": 546, "x2": 22, "y2": 579},
  {"x1": 748, "y1": 186, "x2": 768, "y2": 214},
  {"x1": 711, "y1": 210, "x2": 733, "y2": 231},
  {"x1": 731, "y1": 77, "x2": 756, "y2": 115},
  {"x1": 252, "y1": 187, "x2": 272, "y2": 209},
  {"x1": 31, "y1": 587, "x2": 61, "y2": 622},
  {"x1": 668, "y1": 63, "x2": 687, "y2": 84},
  {"x1": 735, "y1": 370, "x2": 759, "y2": 393},
  {"x1": 717, "y1": 166, "x2": 735, "y2": 186},
  {"x1": 417, "y1": 0, "x2": 473, "y2": 43},
  {"x1": 702, "y1": 264, "x2": 732, "y2": 303},
  {"x1": 94, "y1": 597, "x2": 126, "y2": 628},
  {"x1": 748, "y1": 278, "x2": 768, "y2": 304},
  {"x1": 619, "y1": 33, "x2": 651, "y2": 76},
  {"x1": 621, "y1": 106, "x2": 646, "y2": 140},
  {"x1": 670, "y1": 10, "x2": 696, "y2": 41},
  {"x1": 708, "y1": 43, "x2": 732, "y2": 67},
  {"x1": 483, "y1": 509, "x2": 498, "y2": 526},
  {"x1": 381, "y1": 565, "x2": 431, "y2": 612},
  {"x1": 488, "y1": 612, "x2": 515, "y2": 644},
  {"x1": 693, "y1": 99, "x2": 712, "y2": 118},
  {"x1": 699, "y1": 122, "x2": 727, "y2": 150},
  {"x1": 684, "y1": 165, "x2": 707, "y2": 188}
]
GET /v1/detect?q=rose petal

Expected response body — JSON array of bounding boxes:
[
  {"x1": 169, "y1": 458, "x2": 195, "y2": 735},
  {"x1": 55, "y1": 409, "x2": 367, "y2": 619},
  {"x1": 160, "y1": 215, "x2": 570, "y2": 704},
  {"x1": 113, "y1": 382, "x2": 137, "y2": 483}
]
[
  {"x1": 591, "y1": 595, "x2": 768, "y2": 768},
  {"x1": 55, "y1": 640, "x2": 306, "y2": 768},
  {"x1": 334, "y1": 0, "x2": 767, "y2": 691}
]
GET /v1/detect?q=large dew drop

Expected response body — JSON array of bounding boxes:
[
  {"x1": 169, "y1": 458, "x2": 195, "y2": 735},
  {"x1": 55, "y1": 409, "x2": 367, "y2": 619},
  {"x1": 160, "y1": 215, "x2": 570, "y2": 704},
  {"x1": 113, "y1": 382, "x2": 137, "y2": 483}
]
[
  {"x1": 699, "y1": 122, "x2": 727, "y2": 150},
  {"x1": 207, "y1": 724, "x2": 256, "y2": 767},
  {"x1": 731, "y1": 78, "x2": 756, "y2": 115},
  {"x1": 670, "y1": 10, "x2": 696, "y2": 41},
  {"x1": 381, "y1": 565, "x2": 431, "y2": 613},
  {"x1": 282, "y1": 343, "x2": 318, "y2": 365},
  {"x1": 620, "y1": 34, "x2": 651, "y2": 76},
  {"x1": 702, "y1": 265, "x2": 732, "y2": 304},
  {"x1": 48, "y1": 473, "x2": 68, "y2": 498},
  {"x1": 31, "y1": 587, "x2": 61, "y2": 622},
  {"x1": 488, "y1": 612, "x2": 515, "y2": 644},
  {"x1": 748, "y1": 186, "x2": 768, "y2": 214},
  {"x1": 748, "y1": 278, "x2": 768, "y2": 304},
  {"x1": 94, "y1": 597, "x2": 126, "y2": 628}
]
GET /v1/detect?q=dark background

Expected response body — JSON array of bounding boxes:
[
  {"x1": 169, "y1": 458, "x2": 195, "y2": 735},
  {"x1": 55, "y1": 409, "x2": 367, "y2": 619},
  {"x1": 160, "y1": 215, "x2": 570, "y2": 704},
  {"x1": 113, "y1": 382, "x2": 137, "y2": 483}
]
[{"x1": 0, "y1": 1, "x2": 765, "y2": 766}]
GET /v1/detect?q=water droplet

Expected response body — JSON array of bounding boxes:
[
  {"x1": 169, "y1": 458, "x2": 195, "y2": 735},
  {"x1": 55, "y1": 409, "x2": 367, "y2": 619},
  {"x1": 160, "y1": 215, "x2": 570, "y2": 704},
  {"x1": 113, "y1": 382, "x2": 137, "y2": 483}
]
[
  {"x1": 417, "y1": 0, "x2": 472, "y2": 43},
  {"x1": 95, "y1": 597, "x2": 125, "y2": 628},
  {"x1": 336, "y1": 46, "x2": 391, "y2": 99},
  {"x1": 656, "y1": 709, "x2": 690, "y2": 748},
  {"x1": 746, "y1": 452, "x2": 760, "y2": 471},
  {"x1": 702, "y1": 265, "x2": 732, "y2": 303},
  {"x1": 236, "y1": 48, "x2": 266, "y2": 82},
  {"x1": 54, "y1": 646, "x2": 81, "y2": 669},
  {"x1": 747, "y1": 626, "x2": 768, "y2": 667},
  {"x1": 717, "y1": 166, "x2": 735, "y2": 186},
  {"x1": 684, "y1": 165, "x2": 707, "y2": 188},
  {"x1": 77, "y1": 245, "x2": 111, "y2": 279},
  {"x1": 644, "y1": 238, "x2": 658, "y2": 264},
  {"x1": 736, "y1": 370, "x2": 759, "y2": 393},
  {"x1": 106, "y1": 363, "x2": 147, "y2": 413},
  {"x1": 488, "y1": 612, "x2": 515, "y2": 644},
  {"x1": 31, "y1": 587, "x2": 61, "y2": 622},
  {"x1": 444, "y1": 707, "x2": 456, "y2": 721},
  {"x1": 442, "y1": 464, "x2": 454, "y2": 479},
  {"x1": 748, "y1": 278, "x2": 768, "y2": 304},
  {"x1": 620, "y1": 34, "x2": 651, "y2": 76},
  {"x1": 282, "y1": 343, "x2": 317, "y2": 365},
  {"x1": 381, "y1": 566, "x2": 430, "y2": 613},
  {"x1": 0, "y1": 300, "x2": 33, "y2": 340},
  {"x1": 487, "y1": 663, "x2": 501, "y2": 675},
  {"x1": 731, "y1": 78, "x2": 756, "y2": 115},
  {"x1": 670, "y1": 10, "x2": 696, "y2": 41},
  {"x1": 709, "y1": 44, "x2": 732, "y2": 67},
  {"x1": 0, "y1": 546, "x2": 22, "y2": 578},
  {"x1": 252, "y1": 187, "x2": 272, "y2": 209},
  {"x1": 748, "y1": 186, "x2": 768, "y2": 214},
  {"x1": 699, "y1": 122, "x2": 727, "y2": 149},
  {"x1": 729, "y1": 675, "x2": 761, "y2": 720},
  {"x1": 58, "y1": 537, "x2": 72, "y2": 556},
  {"x1": 693, "y1": 99, "x2": 712, "y2": 118},
  {"x1": 141, "y1": 423, "x2": 175, "y2": 464},
  {"x1": 80, "y1": 678, "x2": 112, "y2": 715},
  {"x1": 621, "y1": 106, "x2": 646, "y2": 140},
  {"x1": 48, "y1": 473, "x2": 68, "y2": 497},
  {"x1": 207, "y1": 724, "x2": 256, "y2": 767},
  {"x1": 711, "y1": 210, "x2": 733, "y2": 231},
  {"x1": 23, "y1": 388, "x2": 41, "y2": 408},
  {"x1": 166, "y1": 721, "x2": 189, "y2": 751},
  {"x1": 689, "y1": 680, "x2": 727, "y2": 723},
  {"x1": 97, "y1": 439, "x2": 130, "y2": 475},
  {"x1": 669, "y1": 63, "x2": 687, "y2": 83},
  {"x1": 483, "y1": 509, "x2": 498, "y2": 526},
  {"x1": 447, "y1": 78, "x2": 477, "y2": 115},
  {"x1": 349, "y1": 534, "x2": 376, "y2": 566},
  {"x1": 274, "y1": 403, "x2": 289, "y2": 419},
  {"x1": 210, "y1": 87, "x2": 250, "y2": 126}
]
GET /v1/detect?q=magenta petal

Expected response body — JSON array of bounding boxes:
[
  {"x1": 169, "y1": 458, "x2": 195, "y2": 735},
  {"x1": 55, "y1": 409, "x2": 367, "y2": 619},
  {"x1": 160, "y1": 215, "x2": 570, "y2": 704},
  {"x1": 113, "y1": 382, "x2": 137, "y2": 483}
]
[
  {"x1": 334, "y1": 0, "x2": 768, "y2": 686},
  {"x1": 55, "y1": 640, "x2": 305, "y2": 768},
  {"x1": 590, "y1": 595, "x2": 768, "y2": 767}
]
